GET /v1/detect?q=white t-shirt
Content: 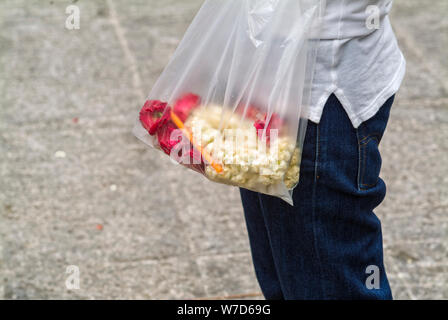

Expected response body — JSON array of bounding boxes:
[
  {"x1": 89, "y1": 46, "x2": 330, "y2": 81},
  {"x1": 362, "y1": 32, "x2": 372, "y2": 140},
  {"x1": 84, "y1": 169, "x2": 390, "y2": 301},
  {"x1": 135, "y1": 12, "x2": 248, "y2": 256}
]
[{"x1": 309, "y1": 0, "x2": 406, "y2": 128}]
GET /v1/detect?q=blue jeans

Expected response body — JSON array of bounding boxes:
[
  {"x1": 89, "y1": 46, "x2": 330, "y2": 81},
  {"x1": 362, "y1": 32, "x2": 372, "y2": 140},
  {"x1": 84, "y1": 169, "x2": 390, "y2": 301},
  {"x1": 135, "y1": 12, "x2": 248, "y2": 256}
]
[{"x1": 240, "y1": 94, "x2": 394, "y2": 300}]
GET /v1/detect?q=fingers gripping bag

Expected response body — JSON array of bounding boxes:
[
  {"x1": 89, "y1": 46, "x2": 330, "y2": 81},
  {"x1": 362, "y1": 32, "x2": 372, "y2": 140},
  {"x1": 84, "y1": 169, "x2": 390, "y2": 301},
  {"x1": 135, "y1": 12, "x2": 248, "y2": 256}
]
[{"x1": 133, "y1": 0, "x2": 325, "y2": 205}]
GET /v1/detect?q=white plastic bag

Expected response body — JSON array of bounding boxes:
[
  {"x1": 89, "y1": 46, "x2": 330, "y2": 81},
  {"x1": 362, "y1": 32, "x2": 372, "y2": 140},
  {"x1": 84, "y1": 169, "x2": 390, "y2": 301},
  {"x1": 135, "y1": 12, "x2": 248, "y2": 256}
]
[{"x1": 134, "y1": 0, "x2": 325, "y2": 205}]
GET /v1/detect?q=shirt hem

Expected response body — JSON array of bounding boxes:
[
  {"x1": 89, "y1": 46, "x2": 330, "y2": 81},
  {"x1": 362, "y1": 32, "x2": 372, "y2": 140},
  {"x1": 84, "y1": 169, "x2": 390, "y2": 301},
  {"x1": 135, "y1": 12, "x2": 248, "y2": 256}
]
[
  {"x1": 309, "y1": 51, "x2": 406, "y2": 128},
  {"x1": 348, "y1": 51, "x2": 406, "y2": 128}
]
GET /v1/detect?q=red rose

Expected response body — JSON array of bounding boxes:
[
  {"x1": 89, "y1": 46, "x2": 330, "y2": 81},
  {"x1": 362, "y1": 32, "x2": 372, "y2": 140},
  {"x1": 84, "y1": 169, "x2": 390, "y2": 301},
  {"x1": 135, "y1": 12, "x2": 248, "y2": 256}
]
[
  {"x1": 246, "y1": 106, "x2": 264, "y2": 120},
  {"x1": 139, "y1": 100, "x2": 170, "y2": 136},
  {"x1": 254, "y1": 113, "x2": 283, "y2": 142},
  {"x1": 157, "y1": 123, "x2": 204, "y2": 170},
  {"x1": 173, "y1": 93, "x2": 201, "y2": 122},
  {"x1": 157, "y1": 122, "x2": 179, "y2": 155},
  {"x1": 238, "y1": 103, "x2": 264, "y2": 121},
  {"x1": 139, "y1": 94, "x2": 204, "y2": 171},
  {"x1": 254, "y1": 119, "x2": 266, "y2": 132},
  {"x1": 188, "y1": 147, "x2": 203, "y2": 166}
]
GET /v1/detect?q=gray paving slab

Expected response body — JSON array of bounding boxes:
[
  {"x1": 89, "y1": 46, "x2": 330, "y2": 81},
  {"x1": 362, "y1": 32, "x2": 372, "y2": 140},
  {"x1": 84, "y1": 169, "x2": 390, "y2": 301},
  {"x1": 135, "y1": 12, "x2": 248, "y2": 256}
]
[
  {"x1": 1, "y1": 0, "x2": 447, "y2": 300},
  {"x1": 391, "y1": 0, "x2": 448, "y2": 95}
]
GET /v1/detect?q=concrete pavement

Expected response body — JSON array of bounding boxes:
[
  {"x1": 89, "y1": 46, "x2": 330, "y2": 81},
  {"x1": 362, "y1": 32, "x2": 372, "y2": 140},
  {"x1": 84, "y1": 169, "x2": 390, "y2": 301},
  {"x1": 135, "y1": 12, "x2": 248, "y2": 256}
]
[{"x1": 0, "y1": 0, "x2": 447, "y2": 299}]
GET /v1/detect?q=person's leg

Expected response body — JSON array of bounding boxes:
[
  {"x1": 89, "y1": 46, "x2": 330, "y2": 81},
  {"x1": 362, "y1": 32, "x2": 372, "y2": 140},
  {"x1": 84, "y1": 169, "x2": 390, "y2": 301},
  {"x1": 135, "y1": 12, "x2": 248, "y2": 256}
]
[
  {"x1": 239, "y1": 188, "x2": 284, "y2": 299},
  {"x1": 240, "y1": 103, "x2": 321, "y2": 299},
  {"x1": 240, "y1": 94, "x2": 394, "y2": 299}
]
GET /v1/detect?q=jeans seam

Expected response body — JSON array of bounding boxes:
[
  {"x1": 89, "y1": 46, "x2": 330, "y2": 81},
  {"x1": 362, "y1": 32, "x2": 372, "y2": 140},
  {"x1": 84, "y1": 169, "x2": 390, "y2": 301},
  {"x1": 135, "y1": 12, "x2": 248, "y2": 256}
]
[
  {"x1": 358, "y1": 132, "x2": 381, "y2": 145},
  {"x1": 256, "y1": 194, "x2": 287, "y2": 299},
  {"x1": 356, "y1": 129, "x2": 362, "y2": 191},
  {"x1": 359, "y1": 136, "x2": 380, "y2": 190},
  {"x1": 312, "y1": 123, "x2": 326, "y2": 298}
]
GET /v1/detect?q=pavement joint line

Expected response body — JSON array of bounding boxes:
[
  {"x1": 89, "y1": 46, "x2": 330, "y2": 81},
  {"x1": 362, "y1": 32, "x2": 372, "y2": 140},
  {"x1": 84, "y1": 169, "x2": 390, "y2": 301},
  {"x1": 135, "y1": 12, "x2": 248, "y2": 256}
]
[
  {"x1": 89, "y1": 250, "x2": 253, "y2": 268},
  {"x1": 406, "y1": 284, "x2": 448, "y2": 290},
  {"x1": 166, "y1": 181, "x2": 212, "y2": 297},
  {"x1": 384, "y1": 217, "x2": 448, "y2": 223},
  {"x1": 381, "y1": 215, "x2": 448, "y2": 224},
  {"x1": 194, "y1": 250, "x2": 251, "y2": 261},
  {"x1": 191, "y1": 292, "x2": 263, "y2": 300},
  {"x1": 105, "y1": 0, "x2": 213, "y2": 297},
  {"x1": 389, "y1": 261, "x2": 417, "y2": 300},
  {"x1": 1, "y1": 97, "x2": 446, "y2": 129},
  {"x1": 386, "y1": 258, "x2": 448, "y2": 269},
  {"x1": 0, "y1": 239, "x2": 4, "y2": 299},
  {"x1": 402, "y1": 261, "x2": 448, "y2": 269},
  {"x1": 384, "y1": 211, "x2": 448, "y2": 218},
  {"x1": 106, "y1": 0, "x2": 145, "y2": 102},
  {"x1": 394, "y1": 23, "x2": 448, "y2": 95},
  {"x1": 384, "y1": 238, "x2": 446, "y2": 246},
  {"x1": 193, "y1": 248, "x2": 254, "y2": 298},
  {"x1": 397, "y1": 97, "x2": 448, "y2": 108},
  {"x1": 382, "y1": 206, "x2": 448, "y2": 216}
]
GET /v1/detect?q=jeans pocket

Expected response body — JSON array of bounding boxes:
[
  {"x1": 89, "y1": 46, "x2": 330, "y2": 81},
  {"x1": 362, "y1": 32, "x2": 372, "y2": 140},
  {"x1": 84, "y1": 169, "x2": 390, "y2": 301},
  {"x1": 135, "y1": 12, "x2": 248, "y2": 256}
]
[
  {"x1": 355, "y1": 96, "x2": 395, "y2": 191},
  {"x1": 357, "y1": 134, "x2": 382, "y2": 190}
]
